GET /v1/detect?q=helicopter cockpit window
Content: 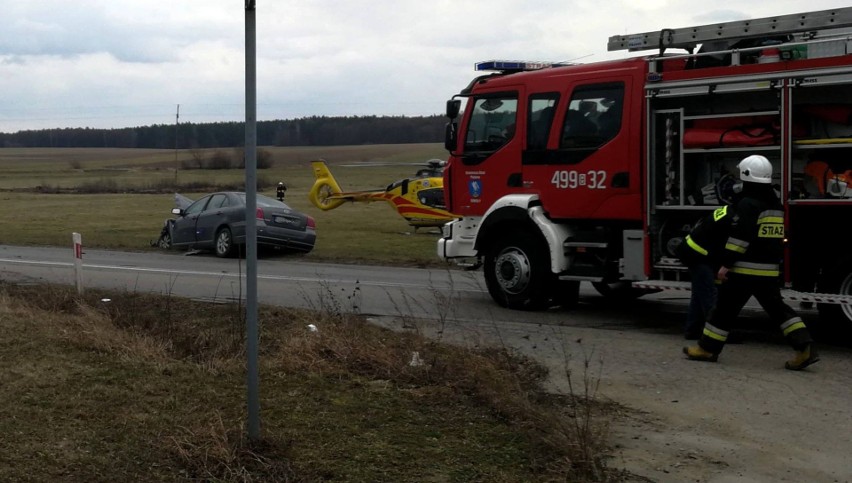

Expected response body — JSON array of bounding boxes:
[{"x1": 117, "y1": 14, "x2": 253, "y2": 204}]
[
  {"x1": 418, "y1": 187, "x2": 446, "y2": 210},
  {"x1": 387, "y1": 179, "x2": 409, "y2": 195},
  {"x1": 464, "y1": 95, "x2": 518, "y2": 154}
]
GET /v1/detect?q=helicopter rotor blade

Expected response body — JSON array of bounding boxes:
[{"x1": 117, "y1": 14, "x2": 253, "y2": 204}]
[
  {"x1": 338, "y1": 162, "x2": 423, "y2": 167},
  {"x1": 337, "y1": 159, "x2": 446, "y2": 168}
]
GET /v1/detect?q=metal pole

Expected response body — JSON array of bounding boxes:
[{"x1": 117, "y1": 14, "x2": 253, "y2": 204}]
[
  {"x1": 174, "y1": 104, "x2": 180, "y2": 184},
  {"x1": 244, "y1": 0, "x2": 260, "y2": 441}
]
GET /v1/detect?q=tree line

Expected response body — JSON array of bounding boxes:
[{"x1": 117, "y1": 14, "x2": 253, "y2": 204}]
[{"x1": 0, "y1": 115, "x2": 447, "y2": 149}]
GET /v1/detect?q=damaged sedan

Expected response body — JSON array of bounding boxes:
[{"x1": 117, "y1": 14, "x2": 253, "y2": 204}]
[{"x1": 156, "y1": 192, "x2": 316, "y2": 257}]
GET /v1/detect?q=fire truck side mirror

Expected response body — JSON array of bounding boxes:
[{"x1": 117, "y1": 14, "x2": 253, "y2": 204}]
[
  {"x1": 445, "y1": 100, "x2": 461, "y2": 153},
  {"x1": 446, "y1": 99, "x2": 461, "y2": 119},
  {"x1": 444, "y1": 122, "x2": 458, "y2": 152}
]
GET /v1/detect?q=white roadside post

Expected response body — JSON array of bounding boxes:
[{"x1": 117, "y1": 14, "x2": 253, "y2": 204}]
[{"x1": 72, "y1": 232, "x2": 83, "y2": 294}]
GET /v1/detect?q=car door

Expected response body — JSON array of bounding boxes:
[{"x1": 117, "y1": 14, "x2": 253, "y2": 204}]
[
  {"x1": 194, "y1": 193, "x2": 231, "y2": 246},
  {"x1": 172, "y1": 195, "x2": 210, "y2": 246}
]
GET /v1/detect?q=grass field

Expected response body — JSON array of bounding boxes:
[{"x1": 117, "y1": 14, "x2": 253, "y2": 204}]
[{"x1": 0, "y1": 144, "x2": 450, "y2": 266}]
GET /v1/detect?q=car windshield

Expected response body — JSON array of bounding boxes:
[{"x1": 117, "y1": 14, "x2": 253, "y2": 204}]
[{"x1": 237, "y1": 193, "x2": 290, "y2": 209}]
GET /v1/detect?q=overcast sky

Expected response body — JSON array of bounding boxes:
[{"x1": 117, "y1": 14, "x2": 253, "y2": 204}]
[{"x1": 1, "y1": 1, "x2": 849, "y2": 133}]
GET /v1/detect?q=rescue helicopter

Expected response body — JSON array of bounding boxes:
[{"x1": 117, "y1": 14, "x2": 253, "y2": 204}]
[{"x1": 308, "y1": 159, "x2": 457, "y2": 230}]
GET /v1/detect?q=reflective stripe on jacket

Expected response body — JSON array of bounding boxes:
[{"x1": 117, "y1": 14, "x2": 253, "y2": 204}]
[
  {"x1": 730, "y1": 261, "x2": 780, "y2": 277},
  {"x1": 678, "y1": 205, "x2": 732, "y2": 266}
]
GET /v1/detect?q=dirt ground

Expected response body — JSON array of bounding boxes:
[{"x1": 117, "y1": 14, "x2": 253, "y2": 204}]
[
  {"x1": 578, "y1": 328, "x2": 852, "y2": 483},
  {"x1": 385, "y1": 299, "x2": 852, "y2": 483}
]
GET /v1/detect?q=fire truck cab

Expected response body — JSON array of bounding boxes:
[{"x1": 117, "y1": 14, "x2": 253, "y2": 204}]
[{"x1": 438, "y1": 8, "x2": 852, "y2": 328}]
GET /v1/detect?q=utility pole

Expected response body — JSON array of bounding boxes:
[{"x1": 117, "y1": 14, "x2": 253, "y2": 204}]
[
  {"x1": 174, "y1": 104, "x2": 180, "y2": 184},
  {"x1": 244, "y1": 0, "x2": 260, "y2": 441}
]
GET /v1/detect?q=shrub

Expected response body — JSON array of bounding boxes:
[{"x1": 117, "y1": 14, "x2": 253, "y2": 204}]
[{"x1": 204, "y1": 150, "x2": 234, "y2": 170}]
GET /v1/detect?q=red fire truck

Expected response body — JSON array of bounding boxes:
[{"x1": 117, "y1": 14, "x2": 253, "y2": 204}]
[{"x1": 438, "y1": 8, "x2": 852, "y2": 328}]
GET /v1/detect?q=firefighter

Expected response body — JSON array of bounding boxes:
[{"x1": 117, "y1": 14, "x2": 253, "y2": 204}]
[
  {"x1": 683, "y1": 155, "x2": 819, "y2": 370},
  {"x1": 676, "y1": 208, "x2": 727, "y2": 339},
  {"x1": 677, "y1": 173, "x2": 744, "y2": 339}
]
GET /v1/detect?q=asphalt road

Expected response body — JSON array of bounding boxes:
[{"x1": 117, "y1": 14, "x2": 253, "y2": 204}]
[
  {"x1": 0, "y1": 243, "x2": 701, "y2": 333},
  {"x1": 2, "y1": 244, "x2": 850, "y2": 481}
]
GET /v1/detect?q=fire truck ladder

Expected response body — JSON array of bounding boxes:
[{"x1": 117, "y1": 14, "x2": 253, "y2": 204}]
[{"x1": 607, "y1": 7, "x2": 852, "y2": 55}]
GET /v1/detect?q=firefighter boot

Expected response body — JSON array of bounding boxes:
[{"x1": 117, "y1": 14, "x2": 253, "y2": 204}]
[
  {"x1": 683, "y1": 345, "x2": 718, "y2": 362},
  {"x1": 785, "y1": 345, "x2": 820, "y2": 371}
]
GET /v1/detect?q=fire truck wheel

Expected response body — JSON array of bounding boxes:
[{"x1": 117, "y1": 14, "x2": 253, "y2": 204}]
[
  {"x1": 816, "y1": 261, "x2": 852, "y2": 330},
  {"x1": 484, "y1": 232, "x2": 552, "y2": 310}
]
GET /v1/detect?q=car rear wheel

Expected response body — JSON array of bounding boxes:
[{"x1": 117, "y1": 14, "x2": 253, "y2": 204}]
[{"x1": 215, "y1": 227, "x2": 234, "y2": 258}]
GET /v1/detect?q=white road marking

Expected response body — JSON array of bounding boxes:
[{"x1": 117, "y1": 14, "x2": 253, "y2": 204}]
[{"x1": 0, "y1": 257, "x2": 485, "y2": 292}]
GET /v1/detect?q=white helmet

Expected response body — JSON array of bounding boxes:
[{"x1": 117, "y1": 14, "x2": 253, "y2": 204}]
[{"x1": 738, "y1": 155, "x2": 773, "y2": 184}]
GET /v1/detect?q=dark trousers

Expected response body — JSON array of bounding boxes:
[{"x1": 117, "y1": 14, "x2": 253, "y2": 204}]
[
  {"x1": 686, "y1": 261, "x2": 717, "y2": 336},
  {"x1": 699, "y1": 273, "x2": 812, "y2": 354}
]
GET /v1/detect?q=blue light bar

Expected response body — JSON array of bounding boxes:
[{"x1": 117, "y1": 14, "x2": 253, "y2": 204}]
[{"x1": 475, "y1": 60, "x2": 553, "y2": 72}]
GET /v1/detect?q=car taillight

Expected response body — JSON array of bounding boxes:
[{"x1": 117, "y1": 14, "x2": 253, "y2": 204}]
[
  {"x1": 307, "y1": 216, "x2": 316, "y2": 229},
  {"x1": 256, "y1": 207, "x2": 265, "y2": 220}
]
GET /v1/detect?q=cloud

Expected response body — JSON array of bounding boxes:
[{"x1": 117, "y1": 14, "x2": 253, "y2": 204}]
[
  {"x1": 692, "y1": 10, "x2": 750, "y2": 24},
  {"x1": 0, "y1": 0, "x2": 849, "y2": 132},
  {"x1": 0, "y1": 0, "x2": 237, "y2": 63}
]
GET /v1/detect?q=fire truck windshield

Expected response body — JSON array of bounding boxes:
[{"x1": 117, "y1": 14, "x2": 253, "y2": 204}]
[{"x1": 464, "y1": 95, "x2": 517, "y2": 153}]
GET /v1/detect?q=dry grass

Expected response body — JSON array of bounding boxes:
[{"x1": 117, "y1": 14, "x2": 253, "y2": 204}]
[{"x1": 0, "y1": 281, "x2": 623, "y2": 482}]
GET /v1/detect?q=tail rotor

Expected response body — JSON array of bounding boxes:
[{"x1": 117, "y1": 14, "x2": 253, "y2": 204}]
[{"x1": 308, "y1": 160, "x2": 346, "y2": 210}]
